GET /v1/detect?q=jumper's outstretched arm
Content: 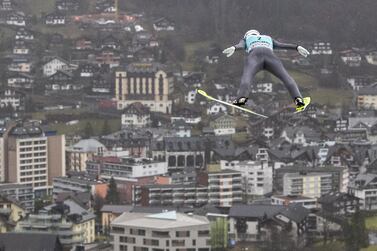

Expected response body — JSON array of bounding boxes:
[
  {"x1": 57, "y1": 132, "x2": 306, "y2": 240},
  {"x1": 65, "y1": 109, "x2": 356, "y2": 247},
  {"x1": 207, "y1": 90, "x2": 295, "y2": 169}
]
[{"x1": 273, "y1": 40, "x2": 298, "y2": 50}]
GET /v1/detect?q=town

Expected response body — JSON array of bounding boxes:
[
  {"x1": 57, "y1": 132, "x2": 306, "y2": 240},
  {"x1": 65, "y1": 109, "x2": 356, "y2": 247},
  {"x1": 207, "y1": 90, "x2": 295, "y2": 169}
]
[{"x1": 0, "y1": 0, "x2": 377, "y2": 251}]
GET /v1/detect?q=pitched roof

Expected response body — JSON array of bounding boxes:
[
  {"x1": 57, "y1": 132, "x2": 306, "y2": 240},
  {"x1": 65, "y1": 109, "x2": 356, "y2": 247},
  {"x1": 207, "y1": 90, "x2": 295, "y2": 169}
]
[
  {"x1": 0, "y1": 233, "x2": 62, "y2": 251},
  {"x1": 70, "y1": 138, "x2": 106, "y2": 152},
  {"x1": 101, "y1": 205, "x2": 133, "y2": 214}
]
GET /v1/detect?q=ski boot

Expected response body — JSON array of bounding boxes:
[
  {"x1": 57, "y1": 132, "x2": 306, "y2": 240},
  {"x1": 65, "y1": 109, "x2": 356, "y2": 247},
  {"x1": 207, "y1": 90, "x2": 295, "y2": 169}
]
[
  {"x1": 294, "y1": 97, "x2": 309, "y2": 112},
  {"x1": 232, "y1": 97, "x2": 248, "y2": 107}
]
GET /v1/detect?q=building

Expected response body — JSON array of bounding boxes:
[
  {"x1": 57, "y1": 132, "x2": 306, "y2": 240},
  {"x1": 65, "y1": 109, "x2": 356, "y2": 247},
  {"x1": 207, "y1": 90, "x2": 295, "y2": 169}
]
[
  {"x1": 318, "y1": 192, "x2": 360, "y2": 215},
  {"x1": 52, "y1": 174, "x2": 108, "y2": 198},
  {"x1": 101, "y1": 205, "x2": 132, "y2": 231},
  {"x1": 42, "y1": 57, "x2": 72, "y2": 77},
  {"x1": 6, "y1": 12, "x2": 26, "y2": 26},
  {"x1": 111, "y1": 211, "x2": 211, "y2": 251},
  {"x1": 220, "y1": 160, "x2": 273, "y2": 196},
  {"x1": 0, "y1": 127, "x2": 6, "y2": 182},
  {"x1": 283, "y1": 172, "x2": 333, "y2": 198},
  {"x1": 204, "y1": 166, "x2": 243, "y2": 207},
  {"x1": 66, "y1": 139, "x2": 107, "y2": 172},
  {"x1": 0, "y1": 89, "x2": 25, "y2": 111},
  {"x1": 153, "y1": 17, "x2": 175, "y2": 31},
  {"x1": 6, "y1": 122, "x2": 65, "y2": 197},
  {"x1": 45, "y1": 12, "x2": 66, "y2": 25},
  {"x1": 348, "y1": 173, "x2": 377, "y2": 210},
  {"x1": 137, "y1": 184, "x2": 208, "y2": 207},
  {"x1": 91, "y1": 156, "x2": 168, "y2": 180},
  {"x1": 114, "y1": 63, "x2": 173, "y2": 114},
  {"x1": 0, "y1": 194, "x2": 26, "y2": 233},
  {"x1": 357, "y1": 86, "x2": 377, "y2": 110},
  {"x1": 7, "y1": 72, "x2": 33, "y2": 89},
  {"x1": 311, "y1": 42, "x2": 332, "y2": 55},
  {"x1": 121, "y1": 102, "x2": 151, "y2": 128},
  {"x1": 209, "y1": 114, "x2": 236, "y2": 136},
  {"x1": 271, "y1": 195, "x2": 317, "y2": 209},
  {"x1": 16, "y1": 199, "x2": 96, "y2": 247},
  {"x1": 45, "y1": 70, "x2": 83, "y2": 92},
  {"x1": 0, "y1": 233, "x2": 63, "y2": 251},
  {"x1": 228, "y1": 204, "x2": 309, "y2": 245},
  {"x1": 275, "y1": 166, "x2": 349, "y2": 196},
  {"x1": 0, "y1": 183, "x2": 34, "y2": 211}
]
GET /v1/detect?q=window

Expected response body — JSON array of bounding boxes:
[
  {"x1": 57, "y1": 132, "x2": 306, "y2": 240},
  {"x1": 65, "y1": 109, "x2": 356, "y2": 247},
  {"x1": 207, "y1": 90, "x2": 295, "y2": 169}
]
[
  {"x1": 176, "y1": 231, "x2": 190, "y2": 237},
  {"x1": 112, "y1": 227, "x2": 125, "y2": 234},
  {"x1": 172, "y1": 240, "x2": 185, "y2": 247},
  {"x1": 143, "y1": 238, "x2": 159, "y2": 246},
  {"x1": 130, "y1": 228, "x2": 146, "y2": 236},
  {"x1": 192, "y1": 239, "x2": 196, "y2": 246},
  {"x1": 198, "y1": 230, "x2": 209, "y2": 237}
]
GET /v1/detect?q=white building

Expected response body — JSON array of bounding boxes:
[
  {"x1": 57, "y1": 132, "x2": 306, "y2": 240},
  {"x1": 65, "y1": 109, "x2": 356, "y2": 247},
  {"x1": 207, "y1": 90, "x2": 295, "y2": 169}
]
[
  {"x1": 251, "y1": 82, "x2": 273, "y2": 93},
  {"x1": 121, "y1": 103, "x2": 151, "y2": 128},
  {"x1": 43, "y1": 57, "x2": 71, "y2": 77},
  {"x1": 185, "y1": 90, "x2": 196, "y2": 104},
  {"x1": 220, "y1": 160, "x2": 273, "y2": 196},
  {"x1": 0, "y1": 89, "x2": 24, "y2": 110},
  {"x1": 349, "y1": 173, "x2": 377, "y2": 210},
  {"x1": 271, "y1": 195, "x2": 318, "y2": 209},
  {"x1": 207, "y1": 103, "x2": 228, "y2": 115},
  {"x1": 311, "y1": 42, "x2": 332, "y2": 55},
  {"x1": 111, "y1": 211, "x2": 211, "y2": 251}
]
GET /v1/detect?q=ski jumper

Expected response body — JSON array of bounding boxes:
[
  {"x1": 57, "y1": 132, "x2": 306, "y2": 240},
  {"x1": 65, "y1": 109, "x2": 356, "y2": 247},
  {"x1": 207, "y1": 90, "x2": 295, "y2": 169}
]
[{"x1": 234, "y1": 35, "x2": 302, "y2": 100}]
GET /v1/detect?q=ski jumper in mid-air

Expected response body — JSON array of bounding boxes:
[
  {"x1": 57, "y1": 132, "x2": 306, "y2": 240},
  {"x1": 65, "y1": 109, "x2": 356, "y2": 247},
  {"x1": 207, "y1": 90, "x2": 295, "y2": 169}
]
[{"x1": 222, "y1": 29, "x2": 310, "y2": 111}]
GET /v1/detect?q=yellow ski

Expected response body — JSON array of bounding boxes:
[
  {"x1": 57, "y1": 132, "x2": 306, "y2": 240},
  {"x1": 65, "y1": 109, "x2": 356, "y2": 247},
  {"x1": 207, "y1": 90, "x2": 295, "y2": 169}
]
[{"x1": 196, "y1": 89, "x2": 268, "y2": 118}]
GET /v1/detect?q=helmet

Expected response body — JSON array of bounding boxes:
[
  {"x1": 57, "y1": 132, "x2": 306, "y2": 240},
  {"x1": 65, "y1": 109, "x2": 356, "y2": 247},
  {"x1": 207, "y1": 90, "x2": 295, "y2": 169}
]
[{"x1": 244, "y1": 29, "x2": 260, "y2": 39}]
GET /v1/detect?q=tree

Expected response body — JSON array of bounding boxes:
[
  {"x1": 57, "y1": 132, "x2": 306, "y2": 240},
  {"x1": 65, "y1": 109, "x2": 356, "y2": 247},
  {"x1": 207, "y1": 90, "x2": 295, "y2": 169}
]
[
  {"x1": 83, "y1": 122, "x2": 94, "y2": 138},
  {"x1": 106, "y1": 177, "x2": 120, "y2": 205},
  {"x1": 101, "y1": 120, "x2": 111, "y2": 135},
  {"x1": 210, "y1": 217, "x2": 228, "y2": 251},
  {"x1": 235, "y1": 217, "x2": 248, "y2": 240},
  {"x1": 344, "y1": 211, "x2": 369, "y2": 251}
]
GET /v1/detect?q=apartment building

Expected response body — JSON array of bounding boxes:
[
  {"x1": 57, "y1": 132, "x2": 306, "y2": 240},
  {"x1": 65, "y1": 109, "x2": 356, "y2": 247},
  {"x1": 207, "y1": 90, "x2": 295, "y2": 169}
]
[
  {"x1": 111, "y1": 211, "x2": 211, "y2": 251},
  {"x1": 16, "y1": 199, "x2": 95, "y2": 247},
  {"x1": 220, "y1": 160, "x2": 273, "y2": 196},
  {"x1": 6, "y1": 122, "x2": 65, "y2": 197},
  {"x1": 205, "y1": 167, "x2": 243, "y2": 207},
  {"x1": 283, "y1": 172, "x2": 333, "y2": 198},
  {"x1": 52, "y1": 174, "x2": 108, "y2": 199},
  {"x1": 0, "y1": 183, "x2": 34, "y2": 211},
  {"x1": 137, "y1": 184, "x2": 208, "y2": 207},
  {"x1": 100, "y1": 157, "x2": 168, "y2": 179}
]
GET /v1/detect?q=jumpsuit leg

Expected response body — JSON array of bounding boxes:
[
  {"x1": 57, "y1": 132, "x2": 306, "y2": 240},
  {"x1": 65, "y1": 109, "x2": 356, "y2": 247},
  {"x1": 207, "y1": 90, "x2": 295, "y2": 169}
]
[
  {"x1": 264, "y1": 53, "x2": 302, "y2": 100},
  {"x1": 237, "y1": 53, "x2": 263, "y2": 98}
]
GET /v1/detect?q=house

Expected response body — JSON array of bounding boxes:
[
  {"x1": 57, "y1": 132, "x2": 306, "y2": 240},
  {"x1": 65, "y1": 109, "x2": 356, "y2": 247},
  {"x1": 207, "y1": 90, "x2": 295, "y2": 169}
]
[
  {"x1": 66, "y1": 138, "x2": 107, "y2": 171},
  {"x1": 171, "y1": 107, "x2": 202, "y2": 124},
  {"x1": 171, "y1": 119, "x2": 191, "y2": 137},
  {"x1": 75, "y1": 37, "x2": 94, "y2": 50},
  {"x1": 0, "y1": 194, "x2": 26, "y2": 233},
  {"x1": 56, "y1": 0, "x2": 79, "y2": 12},
  {"x1": 0, "y1": 89, "x2": 25, "y2": 111},
  {"x1": 365, "y1": 51, "x2": 377, "y2": 65},
  {"x1": 43, "y1": 56, "x2": 73, "y2": 76},
  {"x1": 99, "y1": 34, "x2": 121, "y2": 50},
  {"x1": 132, "y1": 31, "x2": 159, "y2": 48},
  {"x1": 0, "y1": 0, "x2": 12, "y2": 11},
  {"x1": 207, "y1": 103, "x2": 228, "y2": 115},
  {"x1": 228, "y1": 204, "x2": 309, "y2": 245},
  {"x1": 6, "y1": 12, "x2": 26, "y2": 26},
  {"x1": 95, "y1": 0, "x2": 115, "y2": 13},
  {"x1": 91, "y1": 72, "x2": 112, "y2": 94},
  {"x1": 45, "y1": 70, "x2": 82, "y2": 92},
  {"x1": 45, "y1": 12, "x2": 66, "y2": 25},
  {"x1": 121, "y1": 102, "x2": 151, "y2": 128},
  {"x1": 280, "y1": 126, "x2": 321, "y2": 146},
  {"x1": 357, "y1": 86, "x2": 377, "y2": 110},
  {"x1": 251, "y1": 82, "x2": 274, "y2": 93},
  {"x1": 318, "y1": 192, "x2": 360, "y2": 216},
  {"x1": 209, "y1": 114, "x2": 236, "y2": 135},
  {"x1": 348, "y1": 173, "x2": 377, "y2": 210},
  {"x1": 153, "y1": 17, "x2": 175, "y2": 31},
  {"x1": 346, "y1": 76, "x2": 377, "y2": 91},
  {"x1": 0, "y1": 233, "x2": 63, "y2": 251},
  {"x1": 183, "y1": 72, "x2": 206, "y2": 87},
  {"x1": 185, "y1": 89, "x2": 197, "y2": 104},
  {"x1": 271, "y1": 195, "x2": 318, "y2": 209},
  {"x1": 8, "y1": 58, "x2": 31, "y2": 73},
  {"x1": 7, "y1": 72, "x2": 33, "y2": 89},
  {"x1": 15, "y1": 28, "x2": 34, "y2": 40},
  {"x1": 13, "y1": 40, "x2": 29, "y2": 55},
  {"x1": 132, "y1": 47, "x2": 156, "y2": 63},
  {"x1": 96, "y1": 48, "x2": 121, "y2": 68},
  {"x1": 340, "y1": 50, "x2": 362, "y2": 67},
  {"x1": 311, "y1": 42, "x2": 332, "y2": 55},
  {"x1": 78, "y1": 63, "x2": 98, "y2": 77}
]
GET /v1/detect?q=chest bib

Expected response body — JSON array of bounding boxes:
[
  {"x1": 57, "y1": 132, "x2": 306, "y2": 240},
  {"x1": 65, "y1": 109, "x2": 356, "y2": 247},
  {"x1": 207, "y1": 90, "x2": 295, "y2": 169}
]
[{"x1": 245, "y1": 35, "x2": 273, "y2": 53}]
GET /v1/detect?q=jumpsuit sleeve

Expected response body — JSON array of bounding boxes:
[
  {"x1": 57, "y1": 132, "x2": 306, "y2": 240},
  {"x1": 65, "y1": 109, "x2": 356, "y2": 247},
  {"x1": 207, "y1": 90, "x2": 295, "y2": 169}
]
[
  {"x1": 273, "y1": 40, "x2": 298, "y2": 50},
  {"x1": 233, "y1": 39, "x2": 246, "y2": 51}
]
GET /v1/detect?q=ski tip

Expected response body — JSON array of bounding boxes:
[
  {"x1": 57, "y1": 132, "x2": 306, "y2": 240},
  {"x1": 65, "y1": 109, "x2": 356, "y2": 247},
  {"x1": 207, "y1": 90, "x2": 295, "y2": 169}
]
[{"x1": 196, "y1": 89, "x2": 207, "y2": 96}]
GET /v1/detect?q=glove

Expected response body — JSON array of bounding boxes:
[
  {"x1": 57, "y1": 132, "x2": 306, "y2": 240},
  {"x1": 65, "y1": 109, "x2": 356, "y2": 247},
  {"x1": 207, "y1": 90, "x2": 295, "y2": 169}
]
[
  {"x1": 222, "y1": 46, "x2": 235, "y2": 57},
  {"x1": 297, "y1": 46, "x2": 310, "y2": 57}
]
